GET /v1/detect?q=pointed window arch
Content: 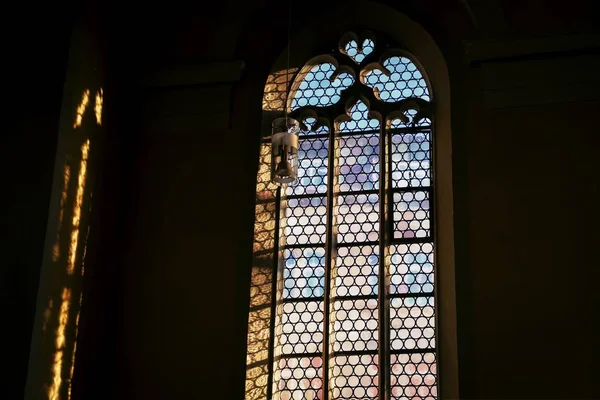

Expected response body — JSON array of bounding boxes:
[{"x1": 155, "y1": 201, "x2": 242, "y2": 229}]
[{"x1": 246, "y1": 25, "x2": 455, "y2": 400}]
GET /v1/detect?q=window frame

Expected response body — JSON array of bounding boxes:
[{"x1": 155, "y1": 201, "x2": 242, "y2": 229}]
[{"x1": 245, "y1": 7, "x2": 458, "y2": 400}]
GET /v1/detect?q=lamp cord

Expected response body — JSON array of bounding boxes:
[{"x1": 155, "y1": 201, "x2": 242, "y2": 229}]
[{"x1": 284, "y1": 0, "x2": 292, "y2": 127}]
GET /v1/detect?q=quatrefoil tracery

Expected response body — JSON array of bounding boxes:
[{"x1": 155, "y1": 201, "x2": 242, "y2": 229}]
[
  {"x1": 288, "y1": 32, "x2": 433, "y2": 132},
  {"x1": 339, "y1": 31, "x2": 377, "y2": 64}
]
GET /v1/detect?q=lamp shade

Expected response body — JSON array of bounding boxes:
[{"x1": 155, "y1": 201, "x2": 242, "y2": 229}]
[{"x1": 271, "y1": 117, "x2": 300, "y2": 185}]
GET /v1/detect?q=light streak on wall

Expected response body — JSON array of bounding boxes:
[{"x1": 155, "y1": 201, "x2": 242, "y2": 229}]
[
  {"x1": 73, "y1": 90, "x2": 90, "y2": 128},
  {"x1": 46, "y1": 88, "x2": 94, "y2": 399},
  {"x1": 67, "y1": 291, "x2": 84, "y2": 400},
  {"x1": 53, "y1": 166, "x2": 71, "y2": 262},
  {"x1": 67, "y1": 140, "x2": 90, "y2": 275},
  {"x1": 94, "y1": 89, "x2": 103, "y2": 126},
  {"x1": 47, "y1": 288, "x2": 72, "y2": 400},
  {"x1": 42, "y1": 299, "x2": 54, "y2": 334},
  {"x1": 245, "y1": 144, "x2": 277, "y2": 400},
  {"x1": 67, "y1": 224, "x2": 90, "y2": 399},
  {"x1": 262, "y1": 68, "x2": 298, "y2": 111}
]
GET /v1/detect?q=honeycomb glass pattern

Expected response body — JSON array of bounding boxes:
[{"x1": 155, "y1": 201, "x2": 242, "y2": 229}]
[
  {"x1": 283, "y1": 247, "x2": 326, "y2": 299},
  {"x1": 338, "y1": 134, "x2": 380, "y2": 192},
  {"x1": 337, "y1": 194, "x2": 380, "y2": 244},
  {"x1": 331, "y1": 354, "x2": 379, "y2": 399},
  {"x1": 390, "y1": 243, "x2": 434, "y2": 295},
  {"x1": 291, "y1": 63, "x2": 354, "y2": 110},
  {"x1": 334, "y1": 245, "x2": 379, "y2": 297},
  {"x1": 363, "y1": 56, "x2": 430, "y2": 102},
  {"x1": 391, "y1": 353, "x2": 437, "y2": 400},
  {"x1": 390, "y1": 296, "x2": 435, "y2": 351},
  {"x1": 283, "y1": 197, "x2": 327, "y2": 246},
  {"x1": 275, "y1": 114, "x2": 331, "y2": 398},
  {"x1": 332, "y1": 298, "x2": 379, "y2": 352},
  {"x1": 338, "y1": 101, "x2": 380, "y2": 133},
  {"x1": 389, "y1": 242, "x2": 437, "y2": 399},
  {"x1": 344, "y1": 39, "x2": 375, "y2": 64},
  {"x1": 273, "y1": 356, "x2": 323, "y2": 400},
  {"x1": 255, "y1": 31, "x2": 440, "y2": 400},
  {"x1": 393, "y1": 190, "x2": 430, "y2": 240},
  {"x1": 285, "y1": 137, "x2": 329, "y2": 196},
  {"x1": 278, "y1": 301, "x2": 325, "y2": 355},
  {"x1": 391, "y1": 132, "x2": 431, "y2": 189}
]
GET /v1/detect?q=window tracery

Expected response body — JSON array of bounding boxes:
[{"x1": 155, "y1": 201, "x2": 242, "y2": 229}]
[{"x1": 247, "y1": 30, "x2": 437, "y2": 400}]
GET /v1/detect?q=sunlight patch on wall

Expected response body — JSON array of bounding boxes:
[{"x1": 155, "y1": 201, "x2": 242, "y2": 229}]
[
  {"x1": 67, "y1": 140, "x2": 90, "y2": 275},
  {"x1": 67, "y1": 291, "x2": 84, "y2": 400},
  {"x1": 255, "y1": 144, "x2": 278, "y2": 201},
  {"x1": 94, "y1": 89, "x2": 103, "y2": 126},
  {"x1": 245, "y1": 364, "x2": 270, "y2": 400},
  {"x1": 42, "y1": 299, "x2": 54, "y2": 334},
  {"x1": 245, "y1": 143, "x2": 278, "y2": 400},
  {"x1": 45, "y1": 86, "x2": 96, "y2": 399},
  {"x1": 73, "y1": 90, "x2": 90, "y2": 128},
  {"x1": 53, "y1": 166, "x2": 71, "y2": 262},
  {"x1": 67, "y1": 225, "x2": 90, "y2": 399},
  {"x1": 48, "y1": 288, "x2": 72, "y2": 400},
  {"x1": 262, "y1": 68, "x2": 298, "y2": 111}
]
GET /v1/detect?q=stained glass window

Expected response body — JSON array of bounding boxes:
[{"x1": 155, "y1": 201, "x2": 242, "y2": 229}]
[{"x1": 248, "y1": 31, "x2": 437, "y2": 400}]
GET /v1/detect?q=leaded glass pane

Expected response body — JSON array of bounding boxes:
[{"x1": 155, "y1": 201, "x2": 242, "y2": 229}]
[{"x1": 250, "y1": 31, "x2": 439, "y2": 400}]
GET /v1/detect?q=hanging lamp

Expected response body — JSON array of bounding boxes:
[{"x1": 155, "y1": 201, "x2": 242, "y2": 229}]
[
  {"x1": 271, "y1": 117, "x2": 299, "y2": 184},
  {"x1": 271, "y1": 0, "x2": 300, "y2": 185}
]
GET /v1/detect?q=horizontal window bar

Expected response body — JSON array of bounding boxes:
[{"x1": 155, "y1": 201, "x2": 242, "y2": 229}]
[
  {"x1": 280, "y1": 296, "x2": 325, "y2": 304},
  {"x1": 389, "y1": 292, "x2": 434, "y2": 299},
  {"x1": 388, "y1": 126, "x2": 432, "y2": 134},
  {"x1": 275, "y1": 352, "x2": 323, "y2": 361},
  {"x1": 337, "y1": 240, "x2": 380, "y2": 248},
  {"x1": 331, "y1": 294, "x2": 378, "y2": 302},
  {"x1": 332, "y1": 126, "x2": 433, "y2": 138},
  {"x1": 282, "y1": 243, "x2": 326, "y2": 250},
  {"x1": 336, "y1": 189, "x2": 379, "y2": 196},
  {"x1": 391, "y1": 186, "x2": 432, "y2": 193},
  {"x1": 337, "y1": 128, "x2": 381, "y2": 136},
  {"x1": 299, "y1": 133, "x2": 329, "y2": 139},
  {"x1": 390, "y1": 237, "x2": 432, "y2": 245},
  {"x1": 390, "y1": 236, "x2": 433, "y2": 244},
  {"x1": 329, "y1": 350, "x2": 379, "y2": 357},
  {"x1": 390, "y1": 348, "x2": 436, "y2": 355},
  {"x1": 284, "y1": 192, "x2": 327, "y2": 200},
  {"x1": 271, "y1": 347, "x2": 434, "y2": 361},
  {"x1": 279, "y1": 292, "x2": 433, "y2": 303}
]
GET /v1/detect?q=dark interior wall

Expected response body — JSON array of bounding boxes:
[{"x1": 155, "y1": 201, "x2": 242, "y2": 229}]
[
  {"x1": 1, "y1": 3, "x2": 74, "y2": 397},
  {"x1": 463, "y1": 98, "x2": 600, "y2": 398},
  {"x1": 115, "y1": 110, "x2": 247, "y2": 399},
  {"x1": 62, "y1": 0, "x2": 600, "y2": 399},
  {"x1": 454, "y1": 51, "x2": 600, "y2": 398}
]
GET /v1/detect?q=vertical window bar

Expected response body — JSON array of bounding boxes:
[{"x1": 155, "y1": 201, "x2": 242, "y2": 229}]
[
  {"x1": 385, "y1": 126, "x2": 395, "y2": 400},
  {"x1": 267, "y1": 187, "x2": 282, "y2": 400},
  {"x1": 387, "y1": 128, "x2": 395, "y2": 245},
  {"x1": 430, "y1": 122, "x2": 440, "y2": 399},
  {"x1": 378, "y1": 115, "x2": 389, "y2": 400},
  {"x1": 322, "y1": 120, "x2": 336, "y2": 400},
  {"x1": 428, "y1": 127, "x2": 436, "y2": 245}
]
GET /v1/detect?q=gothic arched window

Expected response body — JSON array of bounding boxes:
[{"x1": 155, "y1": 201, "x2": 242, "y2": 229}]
[{"x1": 246, "y1": 29, "x2": 447, "y2": 400}]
